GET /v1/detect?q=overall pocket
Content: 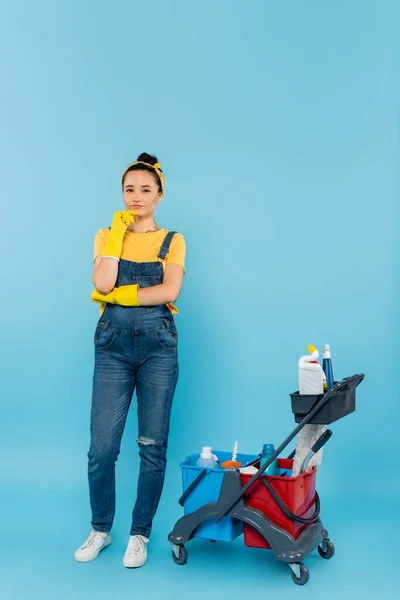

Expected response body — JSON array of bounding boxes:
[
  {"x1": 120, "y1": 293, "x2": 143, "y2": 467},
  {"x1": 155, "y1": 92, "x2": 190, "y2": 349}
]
[
  {"x1": 94, "y1": 322, "x2": 117, "y2": 350},
  {"x1": 154, "y1": 319, "x2": 178, "y2": 351}
]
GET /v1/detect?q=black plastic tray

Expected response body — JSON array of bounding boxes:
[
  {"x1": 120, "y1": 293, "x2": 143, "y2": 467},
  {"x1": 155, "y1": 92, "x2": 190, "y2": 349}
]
[{"x1": 290, "y1": 374, "x2": 364, "y2": 425}]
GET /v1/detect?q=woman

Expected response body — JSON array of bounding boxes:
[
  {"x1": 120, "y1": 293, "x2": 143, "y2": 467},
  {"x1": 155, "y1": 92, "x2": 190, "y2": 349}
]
[{"x1": 74, "y1": 153, "x2": 186, "y2": 568}]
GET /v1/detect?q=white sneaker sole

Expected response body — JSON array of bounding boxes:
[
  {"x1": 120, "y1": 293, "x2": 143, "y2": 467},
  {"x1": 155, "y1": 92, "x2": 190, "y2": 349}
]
[
  {"x1": 123, "y1": 557, "x2": 147, "y2": 568},
  {"x1": 74, "y1": 536, "x2": 112, "y2": 562}
]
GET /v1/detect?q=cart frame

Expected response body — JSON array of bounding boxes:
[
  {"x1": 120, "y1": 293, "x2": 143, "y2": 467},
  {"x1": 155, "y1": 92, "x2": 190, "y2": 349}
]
[{"x1": 168, "y1": 374, "x2": 364, "y2": 585}]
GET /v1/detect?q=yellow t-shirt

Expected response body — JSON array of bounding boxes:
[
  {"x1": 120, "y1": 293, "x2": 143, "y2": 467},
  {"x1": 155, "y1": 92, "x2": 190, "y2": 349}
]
[{"x1": 94, "y1": 228, "x2": 186, "y2": 316}]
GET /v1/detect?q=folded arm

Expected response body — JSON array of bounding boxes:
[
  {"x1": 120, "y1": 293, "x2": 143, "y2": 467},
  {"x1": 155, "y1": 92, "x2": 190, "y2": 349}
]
[{"x1": 91, "y1": 263, "x2": 184, "y2": 306}]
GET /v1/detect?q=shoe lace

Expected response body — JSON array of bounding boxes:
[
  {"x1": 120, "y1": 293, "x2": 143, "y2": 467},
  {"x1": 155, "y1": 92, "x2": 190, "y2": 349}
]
[
  {"x1": 81, "y1": 530, "x2": 105, "y2": 549},
  {"x1": 126, "y1": 535, "x2": 146, "y2": 555}
]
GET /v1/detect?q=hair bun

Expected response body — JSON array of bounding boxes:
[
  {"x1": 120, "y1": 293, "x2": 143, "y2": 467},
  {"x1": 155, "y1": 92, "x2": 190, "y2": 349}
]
[{"x1": 136, "y1": 152, "x2": 160, "y2": 169}]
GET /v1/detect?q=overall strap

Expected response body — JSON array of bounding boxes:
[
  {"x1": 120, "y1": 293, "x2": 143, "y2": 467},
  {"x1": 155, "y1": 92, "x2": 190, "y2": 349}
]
[{"x1": 158, "y1": 231, "x2": 178, "y2": 260}]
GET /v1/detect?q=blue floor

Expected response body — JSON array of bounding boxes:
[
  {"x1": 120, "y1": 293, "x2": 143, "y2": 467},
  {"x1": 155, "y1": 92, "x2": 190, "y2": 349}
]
[{"x1": 2, "y1": 482, "x2": 396, "y2": 600}]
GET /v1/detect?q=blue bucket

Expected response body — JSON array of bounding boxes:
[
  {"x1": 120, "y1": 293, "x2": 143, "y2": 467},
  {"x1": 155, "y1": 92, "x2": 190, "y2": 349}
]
[{"x1": 180, "y1": 450, "x2": 259, "y2": 542}]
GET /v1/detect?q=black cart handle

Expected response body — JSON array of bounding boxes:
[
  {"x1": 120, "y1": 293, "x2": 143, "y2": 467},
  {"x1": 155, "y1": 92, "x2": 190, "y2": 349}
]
[
  {"x1": 178, "y1": 469, "x2": 207, "y2": 506},
  {"x1": 328, "y1": 374, "x2": 365, "y2": 397}
]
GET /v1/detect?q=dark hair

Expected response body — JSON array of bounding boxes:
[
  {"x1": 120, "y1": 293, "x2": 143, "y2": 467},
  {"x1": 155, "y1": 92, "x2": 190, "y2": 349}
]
[{"x1": 122, "y1": 152, "x2": 163, "y2": 192}]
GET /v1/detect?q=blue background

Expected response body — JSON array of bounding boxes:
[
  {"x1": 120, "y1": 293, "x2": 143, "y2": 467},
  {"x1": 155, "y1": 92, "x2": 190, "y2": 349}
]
[{"x1": 1, "y1": 0, "x2": 398, "y2": 598}]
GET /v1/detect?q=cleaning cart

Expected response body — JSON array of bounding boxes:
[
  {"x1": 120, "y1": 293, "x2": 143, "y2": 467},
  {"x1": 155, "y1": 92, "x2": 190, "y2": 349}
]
[{"x1": 168, "y1": 374, "x2": 364, "y2": 586}]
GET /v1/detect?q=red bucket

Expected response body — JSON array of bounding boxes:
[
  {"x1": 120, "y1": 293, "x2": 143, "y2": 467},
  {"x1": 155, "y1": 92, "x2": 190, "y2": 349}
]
[{"x1": 240, "y1": 458, "x2": 317, "y2": 549}]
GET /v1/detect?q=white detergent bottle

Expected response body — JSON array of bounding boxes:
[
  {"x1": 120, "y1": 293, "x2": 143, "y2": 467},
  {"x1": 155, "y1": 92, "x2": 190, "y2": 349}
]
[
  {"x1": 298, "y1": 345, "x2": 325, "y2": 395},
  {"x1": 196, "y1": 446, "x2": 218, "y2": 468}
]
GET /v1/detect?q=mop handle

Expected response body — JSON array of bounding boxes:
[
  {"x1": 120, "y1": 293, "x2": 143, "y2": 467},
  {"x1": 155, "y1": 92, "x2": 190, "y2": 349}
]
[
  {"x1": 300, "y1": 429, "x2": 333, "y2": 473},
  {"x1": 215, "y1": 374, "x2": 364, "y2": 522}
]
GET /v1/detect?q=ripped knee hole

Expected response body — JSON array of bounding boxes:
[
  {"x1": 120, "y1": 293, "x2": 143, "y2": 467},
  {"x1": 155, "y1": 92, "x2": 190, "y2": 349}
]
[{"x1": 136, "y1": 436, "x2": 163, "y2": 446}]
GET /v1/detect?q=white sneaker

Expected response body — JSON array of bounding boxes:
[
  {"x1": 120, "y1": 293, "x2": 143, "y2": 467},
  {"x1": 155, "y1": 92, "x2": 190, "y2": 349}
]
[
  {"x1": 74, "y1": 529, "x2": 112, "y2": 562},
  {"x1": 123, "y1": 534, "x2": 149, "y2": 568}
]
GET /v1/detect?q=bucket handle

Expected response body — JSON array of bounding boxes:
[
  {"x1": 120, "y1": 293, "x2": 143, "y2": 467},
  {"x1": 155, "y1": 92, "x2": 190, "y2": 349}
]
[
  {"x1": 178, "y1": 469, "x2": 207, "y2": 506},
  {"x1": 261, "y1": 478, "x2": 321, "y2": 524}
]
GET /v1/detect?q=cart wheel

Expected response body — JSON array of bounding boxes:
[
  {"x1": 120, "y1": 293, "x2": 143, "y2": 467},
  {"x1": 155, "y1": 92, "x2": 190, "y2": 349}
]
[
  {"x1": 318, "y1": 539, "x2": 335, "y2": 560},
  {"x1": 210, "y1": 540, "x2": 216, "y2": 543},
  {"x1": 290, "y1": 563, "x2": 309, "y2": 586},
  {"x1": 172, "y1": 545, "x2": 188, "y2": 565}
]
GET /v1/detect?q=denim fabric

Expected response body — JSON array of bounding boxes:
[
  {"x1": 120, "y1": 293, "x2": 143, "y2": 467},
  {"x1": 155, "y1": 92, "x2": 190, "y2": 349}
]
[{"x1": 87, "y1": 231, "x2": 179, "y2": 538}]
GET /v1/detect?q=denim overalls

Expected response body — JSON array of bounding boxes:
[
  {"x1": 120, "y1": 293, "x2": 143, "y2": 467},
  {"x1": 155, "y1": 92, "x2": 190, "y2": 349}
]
[{"x1": 87, "y1": 231, "x2": 179, "y2": 538}]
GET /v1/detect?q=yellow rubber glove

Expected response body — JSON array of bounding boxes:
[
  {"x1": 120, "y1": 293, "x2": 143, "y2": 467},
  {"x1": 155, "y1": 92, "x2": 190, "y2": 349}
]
[
  {"x1": 91, "y1": 284, "x2": 140, "y2": 306},
  {"x1": 102, "y1": 210, "x2": 138, "y2": 259}
]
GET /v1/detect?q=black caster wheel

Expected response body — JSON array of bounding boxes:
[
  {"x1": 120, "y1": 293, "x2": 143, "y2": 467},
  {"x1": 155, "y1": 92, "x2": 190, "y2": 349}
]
[
  {"x1": 172, "y1": 545, "x2": 188, "y2": 565},
  {"x1": 290, "y1": 563, "x2": 310, "y2": 586},
  {"x1": 318, "y1": 539, "x2": 335, "y2": 559},
  {"x1": 210, "y1": 540, "x2": 217, "y2": 543}
]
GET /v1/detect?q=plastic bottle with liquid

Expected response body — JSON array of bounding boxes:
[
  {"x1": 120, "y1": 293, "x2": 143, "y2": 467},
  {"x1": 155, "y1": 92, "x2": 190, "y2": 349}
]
[
  {"x1": 260, "y1": 443, "x2": 279, "y2": 475},
  {"x1": 299, "y1": 344, "x2": 325, "y2": 395},
  {"x1": 196, "y1": 446, "x2": 218, "y2": 468},
  {"x1": 322, "y1": 344, "x2": 335, "y2": 390}
]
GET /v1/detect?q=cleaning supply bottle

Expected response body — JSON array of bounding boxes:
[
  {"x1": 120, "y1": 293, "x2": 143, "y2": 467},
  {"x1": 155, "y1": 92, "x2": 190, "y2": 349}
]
[
  {"x1": 322, "y1": 344, "x2": 335, "y2": 390},
  {"x1": 260, "y1": 443, "x2": 279, "y2": 475},
  {"x1": 221, "y1": 441, "x2": 242, "y2": 470},
  {"x1": 196, "y1": 446, "x2": 218, "y2": 468},
  {"x1": 298, "y1": 344, "x2": 324, "y2": 395}
]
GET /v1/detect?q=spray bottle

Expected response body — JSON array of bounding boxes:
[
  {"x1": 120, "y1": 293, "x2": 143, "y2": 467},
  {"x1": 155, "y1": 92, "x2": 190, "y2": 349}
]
[{"x1": 322, "y1": 344, "x2": 335, "y2": 390}]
